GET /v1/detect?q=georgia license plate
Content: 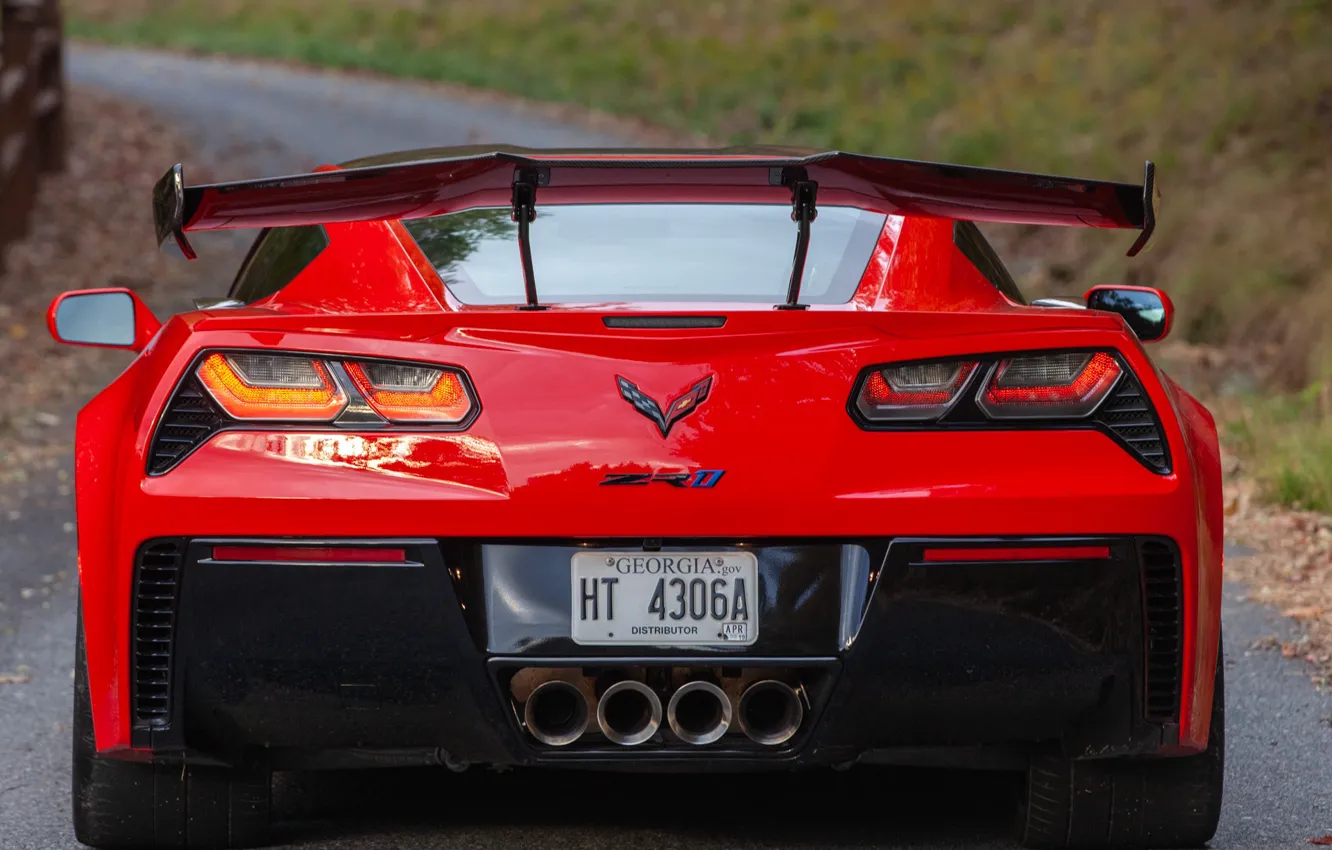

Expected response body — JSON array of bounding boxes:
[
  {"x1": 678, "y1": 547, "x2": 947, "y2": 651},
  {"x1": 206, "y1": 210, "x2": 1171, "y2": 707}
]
[{"x1": 570, "y1": 551, "x2": 759, "y2": 646}]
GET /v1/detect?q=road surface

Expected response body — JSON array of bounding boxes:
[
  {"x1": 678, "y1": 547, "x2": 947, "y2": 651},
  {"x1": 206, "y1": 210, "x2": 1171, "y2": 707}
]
[{"x1": 0, "y1": 44, "x2": 1328, "y2": 849}]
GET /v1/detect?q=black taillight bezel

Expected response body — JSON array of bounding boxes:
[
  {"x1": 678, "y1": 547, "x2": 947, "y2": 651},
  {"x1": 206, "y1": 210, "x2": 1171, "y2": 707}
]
[{"x1": 846, "y1": 348, "x2": 1172, "y2": 474}]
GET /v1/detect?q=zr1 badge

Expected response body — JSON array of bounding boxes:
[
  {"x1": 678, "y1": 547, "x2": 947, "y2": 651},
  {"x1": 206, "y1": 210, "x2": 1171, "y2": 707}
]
[{"x1": 600, "y1": 470, "x2": 725, "y2": 488}]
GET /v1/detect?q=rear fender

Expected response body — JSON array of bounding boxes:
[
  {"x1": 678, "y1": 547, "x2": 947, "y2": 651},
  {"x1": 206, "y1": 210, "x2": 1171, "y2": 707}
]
[
  {"x1": 1164, "y1": 375, "x2": 1224, "y2": 748},
  {"x1": 1116, "y1": 333, "x2": 1222, "y2": 751},
  {"x1": 76, "y1": 316, "x2": 197, "y2": 754},
  {"x1": 76, "y1": 364, "x2": 142, "y2": 754}
]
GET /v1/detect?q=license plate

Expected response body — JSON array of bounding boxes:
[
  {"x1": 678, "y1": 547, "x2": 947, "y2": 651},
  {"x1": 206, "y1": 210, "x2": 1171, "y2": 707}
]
[{"x1": 570, "y1": 551, "x2": 759, "y2": 646}]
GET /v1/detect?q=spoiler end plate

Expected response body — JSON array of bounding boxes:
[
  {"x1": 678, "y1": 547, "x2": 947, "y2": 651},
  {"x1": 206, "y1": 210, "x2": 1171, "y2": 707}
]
[
  {"x1": 152, "y1": 164, "x2": 198, "y2": 260},
  {"x1": 1125, "y1": 160, "x2": 1156, "y2": 257}
]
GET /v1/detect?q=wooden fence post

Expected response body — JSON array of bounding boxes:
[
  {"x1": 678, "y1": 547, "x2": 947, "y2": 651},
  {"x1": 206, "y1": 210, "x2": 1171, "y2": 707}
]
[{"x1": 0, "y1": 0, "x2": 65, "y2": 274}]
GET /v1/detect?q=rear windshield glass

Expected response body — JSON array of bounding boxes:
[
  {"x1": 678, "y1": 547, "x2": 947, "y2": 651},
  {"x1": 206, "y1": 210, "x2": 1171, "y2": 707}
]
[{"x1": 401, "y1": 204, "x2": 886, "y2": 305}]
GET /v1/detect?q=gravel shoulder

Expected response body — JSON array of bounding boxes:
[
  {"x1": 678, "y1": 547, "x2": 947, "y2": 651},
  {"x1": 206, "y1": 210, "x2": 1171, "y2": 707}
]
[
  {"x1": 1224, "y1": 481, "x2": 1332, "y2": 685},
  {"x1": 0, "y1": 43, "x2": 1328, "y2": 850}
]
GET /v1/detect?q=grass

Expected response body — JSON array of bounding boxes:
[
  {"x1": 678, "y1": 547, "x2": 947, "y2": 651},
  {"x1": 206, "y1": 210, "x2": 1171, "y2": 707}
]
[
  {"x1": 1225, "y1": 385, "x2": 1332, "y2": 512},
  {"x1": 63, "y1": 0, "x2": 1332, "y2": 508}
]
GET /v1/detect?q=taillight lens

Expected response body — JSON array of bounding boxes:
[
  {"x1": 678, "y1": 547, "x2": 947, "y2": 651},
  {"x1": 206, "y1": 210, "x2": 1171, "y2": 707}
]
[
  {"x1": 976, "y1": 351, "x2": 1121, "y2": 419},
  {"x1": 855, "y1": 359, "x2": 979, "y2": 421},
  {"x1": 196, "y1": 353, "x2": 347, "y2": 420},
  {"x1": 345, "y1": 361, "x2": 474, "y2": 424}
]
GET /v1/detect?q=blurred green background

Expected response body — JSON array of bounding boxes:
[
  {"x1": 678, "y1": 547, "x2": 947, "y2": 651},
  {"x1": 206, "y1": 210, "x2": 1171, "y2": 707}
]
[{"x1": 66, "y1": 0, "x2": 1332, "y2": 508}]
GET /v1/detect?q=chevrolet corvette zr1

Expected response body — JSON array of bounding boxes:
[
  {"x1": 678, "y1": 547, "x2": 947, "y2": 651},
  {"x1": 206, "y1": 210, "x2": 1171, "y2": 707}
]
[{"x1": 51, "y1": 148, "x2": 1223, "y2": 849}]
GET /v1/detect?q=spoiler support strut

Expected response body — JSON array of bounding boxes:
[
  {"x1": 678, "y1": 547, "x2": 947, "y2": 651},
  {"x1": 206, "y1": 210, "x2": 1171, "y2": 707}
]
[
  {"x1": 778, "y1": 177, "x2": 818, "y2": 310},
  {"x1": 511, "y1": 168, "x2": 547, "y2": 311}
]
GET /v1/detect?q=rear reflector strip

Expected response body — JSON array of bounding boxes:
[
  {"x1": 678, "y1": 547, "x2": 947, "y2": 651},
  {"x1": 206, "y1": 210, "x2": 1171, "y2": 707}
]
[
  {"x1": 922, "y1": 545, "x2": 1111, "y2": 562},
  {"x1": 210, "y1": 546, "x2": 406, "y2": 563}
]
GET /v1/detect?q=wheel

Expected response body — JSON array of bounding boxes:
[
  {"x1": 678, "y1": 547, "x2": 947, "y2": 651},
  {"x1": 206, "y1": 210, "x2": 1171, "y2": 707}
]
[
  {"x1": 1019, "y1": 639, "x2": 1225, "y2": 848},
  {"x1": 72, "y1": 604, "x2": 272, "y2": 848}
]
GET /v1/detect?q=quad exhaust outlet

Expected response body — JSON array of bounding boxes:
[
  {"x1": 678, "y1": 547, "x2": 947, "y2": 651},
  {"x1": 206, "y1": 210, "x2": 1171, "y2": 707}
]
[
  {"x1": 523, "y1": 680, "x2": 590, "y2": 747},
  {"x1": 596, "y1": 680, "x2": 662, "y2": 746},
  {"x1": 666, "y1": 680, "x2": 732, "y2": 746},
  {"x1": 737, "y1": 680, "x2": 803, "y2": 746},
  {"x1": 514, "y1": 667, "x2": 811, "y2": 747}
]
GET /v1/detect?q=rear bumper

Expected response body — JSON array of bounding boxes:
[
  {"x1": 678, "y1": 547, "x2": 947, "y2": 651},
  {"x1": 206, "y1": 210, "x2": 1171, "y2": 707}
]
[{"x1": 129, "y1": 536, "x2": 1182, "y2": 770}]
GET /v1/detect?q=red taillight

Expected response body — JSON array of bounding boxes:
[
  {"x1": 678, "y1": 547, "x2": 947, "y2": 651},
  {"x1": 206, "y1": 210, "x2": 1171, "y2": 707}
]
[
  {"x1": 190, "y1": 352, "x2": 477, "y2": 426},
  {"x1": 856, "y1": 359, "x2": 979, "y2": 421},
  {"x1": 345, "y1": 361, "x2": 474, "y2": 424},
  {"x1": 923, "y1": 545, "x2": 1111, "y2": 562},
  {"x1": 976, "y1": 351, "x2": 1121, "y2": 419},
  {"x1": 210, "y1": 546, "x2": 406, "y2": 563},
  {"x1": 196, "y1": 353, "x2": 347, "y2": 421}
]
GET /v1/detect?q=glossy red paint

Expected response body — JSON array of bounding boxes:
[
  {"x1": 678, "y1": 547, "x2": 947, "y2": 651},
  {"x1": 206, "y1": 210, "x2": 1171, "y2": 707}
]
[
  {"x1": 857, "y1": 217, "x2": 1017, "y2": 313},
  {"x1": 921, "y1": 546, "x2": 1112, "y2": 562},
  {"x1": 260, "y1": 221, "x2": 445, "y2": 314},
  {"x1": 46, "y1": 288, "x2": 162, "y2": 352},
  {"x1": 1167, "y1": 373, "x2": 1225, "y2": 748},
  {"x1": 62, "y1": 151, "x2": 1219, "y2": 761}
]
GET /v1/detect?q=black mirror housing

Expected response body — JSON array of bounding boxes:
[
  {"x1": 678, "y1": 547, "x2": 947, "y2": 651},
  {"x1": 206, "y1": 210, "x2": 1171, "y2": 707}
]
[{"x1": 1085, "y1": 286, "x2": 1173, "y2": 342}]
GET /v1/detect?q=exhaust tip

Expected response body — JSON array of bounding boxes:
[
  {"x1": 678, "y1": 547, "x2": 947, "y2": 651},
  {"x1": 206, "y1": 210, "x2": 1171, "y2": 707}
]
[
  {"x1": 667, "y1": 680, "x2": 732, "y2": 745},
  {"x1": 596, "y1": 680, "x2": 662, "y2": 746},
  {"x1": 524, "y1": 680, "x2": 590, "y2": 747},
  {"x1": 737, "y1": 680, "x2": 803, "y2": 746}
]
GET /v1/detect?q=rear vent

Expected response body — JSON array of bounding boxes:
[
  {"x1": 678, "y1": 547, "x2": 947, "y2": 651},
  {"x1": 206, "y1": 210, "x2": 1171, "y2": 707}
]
[
  {"x1": 148, "y1": 376, "x2": 227, "y2": 475},
  {"x1": 1139, "y1": 539, "x2": 1183, "y2": 723},
  {"x1": 1095, "y1": 374, "x2": 1170, "y2": 473},
  {"x1": 131, "y1": 540, "x2": 183, "y2": 727}
]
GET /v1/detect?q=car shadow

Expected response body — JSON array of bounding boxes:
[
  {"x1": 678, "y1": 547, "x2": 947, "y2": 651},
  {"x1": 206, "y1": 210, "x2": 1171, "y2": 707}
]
[{"x1": 274, "y1": 765, "x2": 1023, "y2": 848}]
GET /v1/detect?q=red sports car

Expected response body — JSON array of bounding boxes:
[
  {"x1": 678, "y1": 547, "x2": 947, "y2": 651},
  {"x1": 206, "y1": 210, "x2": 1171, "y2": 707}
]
[{"x1": 51, "y1": 147, "x2": 1223, "y2": 849}]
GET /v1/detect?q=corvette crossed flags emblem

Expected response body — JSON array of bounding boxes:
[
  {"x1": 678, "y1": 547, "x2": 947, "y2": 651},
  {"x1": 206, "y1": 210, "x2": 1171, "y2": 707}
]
[{"x1": 615, "y1": 375, "x2": 714, "y2": 438}]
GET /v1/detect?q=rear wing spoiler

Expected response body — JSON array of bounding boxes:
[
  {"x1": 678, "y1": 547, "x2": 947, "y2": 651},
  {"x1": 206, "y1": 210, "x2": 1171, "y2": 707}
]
[{"x1": 152, "y1": 150, "x2": 1156, "y2": 307}]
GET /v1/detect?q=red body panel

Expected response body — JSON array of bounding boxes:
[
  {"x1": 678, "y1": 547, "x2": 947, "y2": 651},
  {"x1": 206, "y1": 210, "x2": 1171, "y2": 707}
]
[{"x1": 73, "y1": 161, "x2": 1220, "y2": 759}]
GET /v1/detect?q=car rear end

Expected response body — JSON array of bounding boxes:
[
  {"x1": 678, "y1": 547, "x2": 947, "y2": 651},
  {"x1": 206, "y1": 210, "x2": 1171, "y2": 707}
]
[{"x1": 68, "y1": 150, "x2": 1223, "y2": 849}]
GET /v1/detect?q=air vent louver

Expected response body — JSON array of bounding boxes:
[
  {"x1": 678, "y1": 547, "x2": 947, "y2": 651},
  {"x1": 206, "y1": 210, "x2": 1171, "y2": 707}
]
[
  {"x1": 132, "y1": 540, "x2": 183, "y2": 727},
  {"x1": 1095, "y1": 374, "x2": 1170, "y2": 473},
  {"x1": 1139, "y1": 539, "x2": 1183, "y2": 723},
  {"x1": 148, "y1": 376, "x2": 227, "y2": 474}
]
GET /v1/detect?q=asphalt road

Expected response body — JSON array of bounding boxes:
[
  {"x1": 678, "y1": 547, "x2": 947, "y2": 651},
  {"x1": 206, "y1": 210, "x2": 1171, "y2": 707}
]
[{"x1": 0, "y1": 44, "x2": 1329, "y2": 849}]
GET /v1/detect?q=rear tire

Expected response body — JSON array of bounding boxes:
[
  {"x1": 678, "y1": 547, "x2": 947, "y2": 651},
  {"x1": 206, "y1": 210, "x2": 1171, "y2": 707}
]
[
  {"x1": 1019, "y1": 640, "x2": 1225, "y2": 849},
  {"x1": 72, "y1": 604, "x2": 271, "y2": 848}
]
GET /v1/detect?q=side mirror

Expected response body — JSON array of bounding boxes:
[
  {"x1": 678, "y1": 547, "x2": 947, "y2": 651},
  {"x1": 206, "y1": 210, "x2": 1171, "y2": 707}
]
[
  {"x1": 1084, "y1": 285, "x2": 1173, "y2": 342},
  {"x1": 47, "y1": 288, "x2": 162, "y2": 352}
]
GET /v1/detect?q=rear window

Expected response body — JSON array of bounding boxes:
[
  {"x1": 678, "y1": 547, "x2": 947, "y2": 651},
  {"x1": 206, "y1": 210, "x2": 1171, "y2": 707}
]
[{"x1": 401, "y1": 204, "x2": 886, "y2": 305}]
